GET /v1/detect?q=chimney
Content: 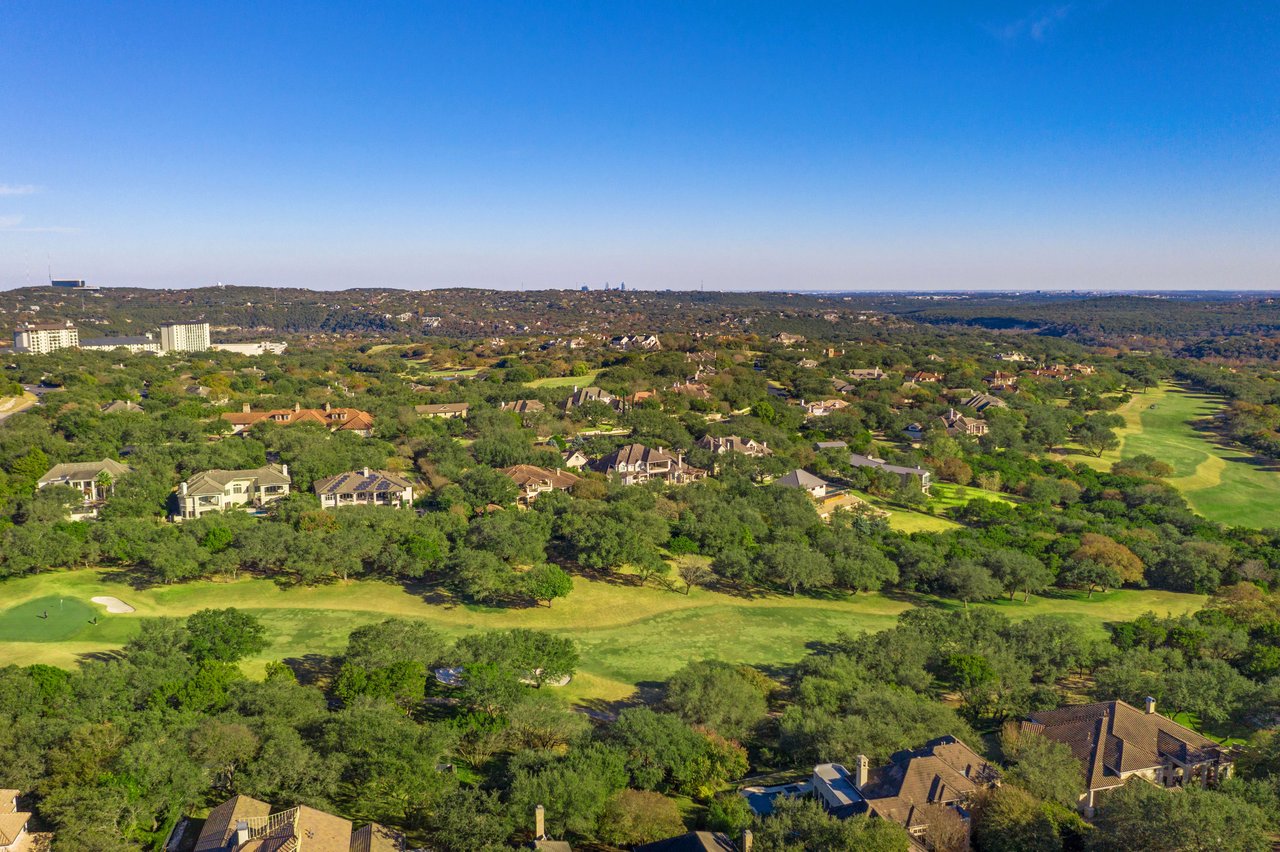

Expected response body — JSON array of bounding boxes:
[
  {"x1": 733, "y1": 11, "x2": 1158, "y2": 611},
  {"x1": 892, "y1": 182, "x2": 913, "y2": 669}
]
[
  {"x1": 362, "y1": 467, "x2": 371, "y2": 477},
  {"x1": 535, "y1": 804, "x2": 546, "y2": 840},
  {"x1": 235, "y1": 820, "x2": 251, "y2": 847},
  {"x1": 293, "y1": 402, "x2": 301, "y2": 412},
  {"x1": 741, "y1": 829, "x2": 753, "y2": 852},
  {"x1": 1145, "y1": 696, "x2": 1157, "y2": 715},
  {"x1": 180, "y1": 481, "x2": 188, "y2": 496},
  {"x1": 242, "y1": 402, "x2": 251, "y2": 413},
  {"x1": 855, "y1": 754, "x2": 869, "y2": 788},
  {"x1": 324, "y1": 401, "x2": 331, "y2": 411}
]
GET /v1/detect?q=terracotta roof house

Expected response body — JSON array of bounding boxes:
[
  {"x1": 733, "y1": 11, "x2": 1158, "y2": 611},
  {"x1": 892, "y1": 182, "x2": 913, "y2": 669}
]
[
  {"x1": 848, "y1": 454, "x2": 932, "y2": 493},
  {"x1": 803, "y1": 398, "x2": 850, "y2": 417},
  {"x1": 222, "y1": 403, "x2": 375, "y2": 436},
  {"x1": 941, "y1": 408, "x2": 988, "y2": 437},
  {"x1": 1072, "y1": 363, "x2": 1096, "y2": 375},
  {"x1": 1022, "y1": 698, "x2": 1235, "y2": 813},
  {"x1": 314, "y1": 468, "x2": 415, "y2": 510},
  {"x1": 775, "y1": 469, "x2": 829, "y2": 499},
  {"x1": 564, "y1": 386, "x2": 616, "y2": 410},
  {"x1": 500, "y1": 399, "x2": 546, "y2": 415},
  {"x1": 415, "y1": 402, "x2": 470, "y2": 419},
  {"x1": 502, "y1": 464, "x2": 580, "y2": 506},
  {"x1": 670, "y1": 381, "x2": 712, "y2": 400},
  {"x1": 811, "y1": 736, "x2": 999, "y2": 846},
  {"x1": 192, "y1": 793, "x2": 403, "y2": 852},
  {"x1": 0, "y1": 790, "x2": 32, "y2": 852},
  {"x1": 100, "y1": 399, "x2": 144, "y2": 414},
  {"x1": 36, "y1": 458, "x2": 132, "y2": 519},
  {"x1": 696, "y1": 435, "x2": 771, "y2": 457},
  {"x1": 593, "y1": 444, "x2": 707, "y2": 486},
  {"x1": 983, "y1": 371, "x2": 1019, "y2": 392},
  {"x1": 910, "y1": 371, "x2": 943, "y2": 383},
  {"x1": 633, "y1": 831, "x2": 738, "y2": 852},
  {"x1": 174, "y1": 464, "x2": 291, "y2": 520},
  {"x1": 962, "y1": 392, "x2": 1007, "y2": 413}
]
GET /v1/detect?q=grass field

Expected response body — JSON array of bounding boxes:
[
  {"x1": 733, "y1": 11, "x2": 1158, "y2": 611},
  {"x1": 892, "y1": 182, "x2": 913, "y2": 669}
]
[
  {"x1": 0, "y1": 569, "x2": 1205, "y2": 704},
  {"x1": 1062, "y1": 384, "x2": 1280, "y2": 528},
  {"x1": 528, "y1": 370, "x2": 602, "y2": 389}
]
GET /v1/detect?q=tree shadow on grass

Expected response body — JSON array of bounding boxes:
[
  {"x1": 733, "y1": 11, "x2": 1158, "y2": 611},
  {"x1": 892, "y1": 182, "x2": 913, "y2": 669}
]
[
  {"x1": 77, "y1": 649, "x2": 127, "y2": 665},
  {"x1": 283, "y1": 653, "x2": 339, "y2": 688},
  {"x1": 96, "y1": 565, "x2": 163, "y2": 591},
  {"x1": 574, "y1": 680, "x2": 664, "y2": 722}
]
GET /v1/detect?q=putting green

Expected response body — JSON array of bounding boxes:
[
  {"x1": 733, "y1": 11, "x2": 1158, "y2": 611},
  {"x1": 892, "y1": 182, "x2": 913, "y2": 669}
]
[{"x1": 0, "y1": 595, "x2": 134, "y2": 643}]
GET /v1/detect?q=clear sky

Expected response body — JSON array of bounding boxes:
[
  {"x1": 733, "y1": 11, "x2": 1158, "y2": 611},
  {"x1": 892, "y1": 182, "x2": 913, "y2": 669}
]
[{"x1": 1, "y1": 2, "x2": 1277, "y2": 291}]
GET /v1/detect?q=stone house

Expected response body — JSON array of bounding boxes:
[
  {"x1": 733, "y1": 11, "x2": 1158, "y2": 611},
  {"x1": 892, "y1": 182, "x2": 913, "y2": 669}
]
[{"x1": 174, "y1": 464, "x2": 291, "y2": 520}]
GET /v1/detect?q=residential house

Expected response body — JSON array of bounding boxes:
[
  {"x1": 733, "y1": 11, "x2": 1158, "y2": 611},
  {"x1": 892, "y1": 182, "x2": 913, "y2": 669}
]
[
  {"x1": 962, "y1": 392, "x2": 1007, "y2": 414},
  {"x1": 811, "y1": 736, "x2": 1000, "y2": 846},
  {"x1": 100, "y1": 399, "x2": 143, "y2": 414},
  {"x1": 314, "y1": 468, "x2": 415, "y2": 510},
  {"x1": 610, "y1": 334, "x2": 662, "y2": 351},
  {"x1": 561, "y1": 449, "x2": 590, "y2": 470},
  {"x1": 909, "y1": 371, "x2": 943, "y2": 383},
  {"x1": 621, "y1": 389, "x2": 659, "y2": 408},
  {"x1": 814, "y1": 440, "x2": 848, "y2": 451},
  {"x1": 1072, "y1": 363, "x2": 1096, "y2": 375},
  {"x1": 564, "y1": 386, "x2": 616, "y2": 410},
  {"x1": 847, "y1": 367, "x2": 886, "y2": 381},
  {"x1": 941, "y1": 408, "x2": 988, "y2": 437},
  {"x1": 997, "y1": 351, "x2": 1033, "y2": 363},
  {"x1": 501, "y1": 465, "x2": 580, "y2": 506},
  {"x1": 903, "y1": 422, "x2": 926, "y2": 443},
  {"x1": 772, "y1": 332, "x2": 805, "y2": 345},
  {"x1": 803, "y1": 399, "x2": 850, "y2": 417},
  {"x1": 797, "y1": 358, "x2": 819, "y2": 369},
  {"x1": 775, "y1": 469, "x2": 829, "y2": 499},
  {"x1": 1022, "y1": 698, "x2": 1235, "y2": 814},
  {"x1": 500, "y1": 399, "x2": 546, "y2": 415},
  {"x1": 191, "y1": 793, "x2": 403, "y2": 852},
  {"x1": 593, "y1": 444, "x2": 706, "y2": 486},
  {"x1": 174, "y1": 464, "x2": 291, "y2": 520},
  {"x1": 222, "y1": 403, "x2": 375, "y2": 436},
  {"x1": 670, "y1": 381, "x2": 712, "y2": 400},
  {"x1": 696, "y1": 435, "x2": 771, "y2": 457},
  {"x1": 36, "y1": 458, "x2": 132, "y2": 519},
  {"x1": 633, "y1": 831, "x2": 739, "y2": 851},
  {"x1": 984, "y1": 371, "x2": 1019, "y2": 392},
  {"x1": 848, "y1": 454, "x2": 932, "y2": 493},
  {"x1": 415, "y1": 402, "x2": 470, "y2": 419},
  {"x1": 0, "y1": 790, "x2": 32, "y2": 852}
]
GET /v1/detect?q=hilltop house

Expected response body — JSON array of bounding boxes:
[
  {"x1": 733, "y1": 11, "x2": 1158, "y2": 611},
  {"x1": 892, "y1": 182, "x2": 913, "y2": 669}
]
[
  {"x1": 174, "y1": 464, "x2": 291, "y2": 520},
  {"x1": 415, "y1": 402, "x2": 470, "y2": 419},
  {"x1": 962, "y1": 392, "x2": 1007, "y2": 414},
  {"x1": 222, "y1": 403, "x2": 375, "y2": 436},
  {"x1": 0, "y1": 790, "x2": 32, "y2": 852},
  {"x1": 695, "y1": 435, "x2": 771, "y2": 457},
  {"x1": 803, "y1": 399, "x2": 850, "y2": 418},
  {"x1": 772, "y1": 332, "x2": 805, "y2": 345},
  {"x1": 848, "y1": 453, "x2": 931, "y2": 493},
  {"x1": 941, "y1": 408, "x2": 988, "y2": 437},
  {"x1": 190, "y1": 793, "x2": 403, "y2": 852},
  {"x1": 36, "y1": 458, "x2": 132, "y2": 519},
  {"x1": 810, "y1": 736, "x2": 999, "y2": 846},
  {"x1": 610, "y1": 334, "x2": 661, "y2": 351},
  {"x1": 909, "y1": 371, "x2": 943, "y2": 384},
  {"x1": 501, "y1": 464, "x2": 580, "y2": 506},
  {"x1": 313, "y1": 468, "x2": 415, "y2": 510},
  {"x1": 847, "y1": 367, "x2": 886, "y2": 381},
  {"x1": 1022, "y1": 698, "x2": 1236, "y2": 814},
  {"x1": 593, "y1": 444, "x2": 706, "y2": 486},
  {"x1": 100, "y1": 399, "x2": 144, "y2": 414}
]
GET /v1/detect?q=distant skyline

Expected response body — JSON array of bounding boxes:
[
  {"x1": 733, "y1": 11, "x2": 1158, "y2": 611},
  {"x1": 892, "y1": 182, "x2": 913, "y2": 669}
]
[{"x1": 2, "y1": 2, "x2": 1277, "y2": 291}]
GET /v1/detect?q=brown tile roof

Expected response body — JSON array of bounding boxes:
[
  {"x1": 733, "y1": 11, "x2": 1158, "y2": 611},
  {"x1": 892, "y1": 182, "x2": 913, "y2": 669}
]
[
  {"x1": 183, "y1": 464, "x2": 291, "y2": 496},
  {"x1": 415, "y1": 403, "x2": 470, "y2": 416},
  {"x1": 860, "y1": 736, "x2": 999, "y2": 827},
  {"x1": 193, "y1": 794, "x2": 272, "y2": 851},
  {"x1": 596, "y1": 443, "x2": 678, "y2": 469},
  {"x1": 313, "y1": 469, "x2": 414, "y2": 496},
  {"x1": 501, "y1": 465, "x2": 580, "y2": 491},
  {"x1": 37, "y1": 458, "x2": 132, "y2": 486},
  {"x1": 634, "y1": 831, "x2": 736, "y2": 852},
  {"x1": 1023, "y1": 700, "x2": 1226, "y2": 792},
  {"x1": 223, "y1": 405, "x2": 374, "y2": 433},
  {"x1": 501, "y1": 399, "x2": 546, "y2": 413}
]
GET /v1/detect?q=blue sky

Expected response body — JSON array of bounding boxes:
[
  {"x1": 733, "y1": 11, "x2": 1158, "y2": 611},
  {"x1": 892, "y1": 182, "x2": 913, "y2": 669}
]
[{"x1": 1, "y1": 2, "x2": 1277, "y2": 290}]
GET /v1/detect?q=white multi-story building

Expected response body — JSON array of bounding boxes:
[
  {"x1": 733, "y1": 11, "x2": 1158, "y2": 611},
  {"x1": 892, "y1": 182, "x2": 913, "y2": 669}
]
[
  {"x1": 159, "y1": 322, "x2": 211, "y2": 353},
  {"x1": 13, "y1": 321, "x2": 79, "y2": 353}
]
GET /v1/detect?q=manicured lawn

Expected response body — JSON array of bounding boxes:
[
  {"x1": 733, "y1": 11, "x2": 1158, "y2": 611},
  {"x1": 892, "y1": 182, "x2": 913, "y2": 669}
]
[
  {"x1": 847, "y1": 489, "x2": 964, "y2": 533},
  {"x1": 0, "y1": 570, "x2": 1206, "y2": 704},
  {"x1": 528, "y1": 370, "x2": 602, "y2": 389},
  {"x1": 1061, "y1": 384, "x2": 1280, "y2": 528},
  {"x1": 928, "y1": 482, "x2": 1017, "y2": 510}
]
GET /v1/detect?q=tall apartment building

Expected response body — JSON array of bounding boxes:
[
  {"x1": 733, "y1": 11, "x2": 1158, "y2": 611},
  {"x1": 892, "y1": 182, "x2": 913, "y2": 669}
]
[
  {"x1": 159, "y1": 321, "x2": 211, "y2": 353},
  {"x1": 13, "y1": 321, "x2": 79, "y2": 353}
]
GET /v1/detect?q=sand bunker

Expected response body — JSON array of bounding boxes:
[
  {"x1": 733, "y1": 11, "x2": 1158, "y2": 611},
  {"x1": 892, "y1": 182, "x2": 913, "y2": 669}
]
[{"x1": 91, "y1": 596, "x2": 135, "y2": 614}]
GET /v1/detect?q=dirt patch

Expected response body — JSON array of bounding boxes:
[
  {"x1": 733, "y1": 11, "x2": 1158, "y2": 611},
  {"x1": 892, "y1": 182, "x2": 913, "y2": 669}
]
[{"x1": 91, "y1": 595, "x2": 135, "y2": 614}]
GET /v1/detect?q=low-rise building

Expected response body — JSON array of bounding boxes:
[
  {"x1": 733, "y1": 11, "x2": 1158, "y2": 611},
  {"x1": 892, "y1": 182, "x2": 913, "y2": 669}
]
[
  {"x1": 101, "y1": 399, "x2": 144, "y2": 414},
  {"x1": 962, "y1": 392, "x2": 1007, "y2": 413},
  {"x1": 848, "y1": 453, "x2": 931, "y2": 493},
  {"x1": 36, "y1": 458, "x2": 132, "y2": 519},
  {"x1": 610, "y1": 334, "x2": 662, "y2": 351},
  {"x1": 501, "y1": 464, "x2": 580, "y2": 506},
  {"x1": 772, "y1": 332, "x2": 805, "y2": 345},
  {"x1": 803, "y1": 399, "x2": 850, "y2": 417},
  {"x1": 415, "y1": 402, "x2": 470, "y2": 419},
  {"x1": 210, "y1": 341, "x2": 288, "y2": 356},
  {"x1": 79, "y1": 334, "x2": 162, "y2": 354},
  {"x1": 910, "y1": 370, "x2": 943, "y2": 383},
  {"x1": 775, "y1": 469, "x2": 829, "y2": 499},
  {"x1": 847, "y1": 367, "x2": 886, "y2": 381},
  {"x1": 500, "y1": 399, "x2": 546, "y2": 415},
  {"x1": 191, "y1": 793, "x2": 403, "y2": 852},
  {"x1": 174, "y1": 464, "x2": 291, "y2": 520},
  {"x1": 564, "y1": 386, "x2": 616, "y2": 410},
  {"x1": 695, "y1": 434, "x2": 771, "y2": 457},
  {"x1": 941, "y1": 408, "x2": 988, "y2": 437},
  {"x1": 0, "y1": 790, "x2": 33, "y2": 852},
  {"x1": 593, "y1": 444, "x2": 706, "y2": 486},
  {"x1": 223, "y1": 403, "x2": 375, "y2": 436},
  {"x1": 1022, "y1": 698, "x2": 1235, "y2": 814},
  {"x1": 314, "y1": 468, "x2": 415, "y2": 510}
]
